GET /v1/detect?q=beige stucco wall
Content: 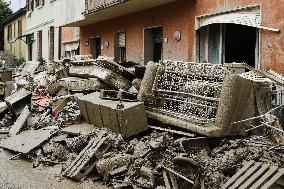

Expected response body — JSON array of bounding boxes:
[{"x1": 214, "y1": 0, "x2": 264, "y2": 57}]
[{"x1": 4, "y1": 14, "x2": 27, "y2": 59}]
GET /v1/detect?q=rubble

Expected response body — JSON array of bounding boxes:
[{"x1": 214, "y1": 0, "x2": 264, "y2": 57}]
[{"x1": 1, "y1": 56, "x2": 284, "y2": 189}]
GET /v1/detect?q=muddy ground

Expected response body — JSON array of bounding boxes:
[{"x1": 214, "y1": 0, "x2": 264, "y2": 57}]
[{"x1": 0, "y1": 148, "x2": 108, "y2": 189}]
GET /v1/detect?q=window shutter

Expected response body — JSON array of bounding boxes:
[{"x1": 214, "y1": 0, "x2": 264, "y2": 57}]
[
  {"x1": 118, "y1": 32, "x2": 125, "y2": 47},
  {"x1": 49, "y1": 26, "x2": 54, "y2": 61},
  {"x1": 197, "y1": 7, "x2": 261, "y2": 30},
  {"x1": 31, "y1": 0, "x2": 34, "y2": 11},
  {"x1": 37, "y1": 31, "x2": 42, "y2": 59},
  {"x1": 27, "y1": 0, "x2": 30, "y2": 11},
  {"x1": 18, "y1": 20, "x2": 22, "y2": 36}
]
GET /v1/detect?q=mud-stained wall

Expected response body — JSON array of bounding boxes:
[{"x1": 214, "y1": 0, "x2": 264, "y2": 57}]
[
  {"x1": 80, "y1": 0, "x2": 192, "y2": 63},
  {"x1": 193, "y1": 0, "x2": 284, "y2": 73},
  {"x1": 61, "y1": 27, "x2": 80, "y2": 43},
  {"x1": 80, "y1": 0, "x2": 284, "y2": 73}
]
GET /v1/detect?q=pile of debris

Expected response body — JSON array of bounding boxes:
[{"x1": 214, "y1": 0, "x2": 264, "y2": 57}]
[{"x1": 0, "y1": 56, "x2": 284, "y2": 189}]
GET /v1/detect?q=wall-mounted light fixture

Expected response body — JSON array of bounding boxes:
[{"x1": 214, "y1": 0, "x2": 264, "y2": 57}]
[
  {"x1": 173, "y1": 31, "x2": 181, "y2": 41},
  {"x1": 104, "y1": 41, "x2": 109, "y2": 48},
  {"x1": 85, "y1": 38, "x2": 89, "y2": 46}
]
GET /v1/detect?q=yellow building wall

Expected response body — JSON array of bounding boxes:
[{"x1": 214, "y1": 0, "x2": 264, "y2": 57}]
[{"x1": 4, "y1": 14, "x2": 26, "y2": 59}]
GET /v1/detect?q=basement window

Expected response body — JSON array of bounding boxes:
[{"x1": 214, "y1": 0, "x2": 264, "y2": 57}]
[{"x1": 114, "y1": 31, "x2": 126, "y2": 62}]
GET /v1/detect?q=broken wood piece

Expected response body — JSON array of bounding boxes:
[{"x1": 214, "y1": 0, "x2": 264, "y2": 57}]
[
  {"x1": 221, "y1": 161, "x2": 255, "y2": 189},
  {"x1": 163, "y1": 170, "x2": 171, "y2": 189},
  {"x1": 9, "y1": 105, "x2": 31, "y2": 136},
  {"x1": 62, "y1": 131, "x2": 108, "y2": 181},
  {"x1": 8, "y1": 153, "x2": 22, "y2": 160},
  {"x1": 149, "y1": 126, "x2": 195, "y2": 137},
  {"x1": 222, "y1": 161, "x2": 284, "y2": 189}
]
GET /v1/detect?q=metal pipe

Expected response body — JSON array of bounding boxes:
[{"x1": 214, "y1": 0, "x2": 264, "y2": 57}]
[{"x1": 160, "y1": 165, "x2": 195, "y2": 185}]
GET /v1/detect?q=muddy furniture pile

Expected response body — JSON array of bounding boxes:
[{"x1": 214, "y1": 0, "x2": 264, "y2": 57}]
[
  {"x1": 0, "y1": 57, "x2": 284, "y2": 189},
  {"x1": 140, "y1": 61, "x2": 272, "y2": 137}
]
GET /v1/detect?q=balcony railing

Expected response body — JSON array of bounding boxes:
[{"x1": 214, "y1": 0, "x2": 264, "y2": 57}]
[{"x1": 85, "y1": 0, "x2": 129, "y2": 15}]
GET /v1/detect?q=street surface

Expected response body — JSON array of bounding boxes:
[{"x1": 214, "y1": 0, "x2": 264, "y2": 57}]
[{"x1": 0, "y1": 148, "x2": 107, "y2": 189}]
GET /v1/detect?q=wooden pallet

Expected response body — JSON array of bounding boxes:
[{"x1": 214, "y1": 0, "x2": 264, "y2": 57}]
[{"x1": 222, "y1": 161, "x2": 284, "y2": 189}]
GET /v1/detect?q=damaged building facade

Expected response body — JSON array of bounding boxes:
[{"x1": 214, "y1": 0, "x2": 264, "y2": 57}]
[
  {"x1": 25, "y1": 0, "x2": 84, "y2": 63},
  {"x1": 3, "y1": 8, "x2": 27, "y2": 60},
  {"x1": 1, "y1": 1, "x2": 284, "y2": 189},
  {"x1": 65, "y1": 0, "x2": 284, "y2": 73}
]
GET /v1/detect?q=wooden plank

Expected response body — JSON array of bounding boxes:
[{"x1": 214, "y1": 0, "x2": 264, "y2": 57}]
[
  {"x1": 163, "y1": 170, "x2": 171, "y2": 189},
  {"x1": 250, "y1": 166, "x2": 278, "y2": 189},
  {"x1": 230, "y1": 162, "x2": 263, "y2": 189},
  {"x1": 221, "y1": 161, "x2": 255, "y2": 189},
  {"x1": 240, "y1": 164, "x2": 270, "y2": 189},
  {"x1": 169, "y1": 172, "x2": 180, "y2": 189},
  {"x1": 62, "y1": 131, "x2": 108, "y2": 180},
  {"x1": 260, "y1": 169, "x2": 284, "y2": 189}
]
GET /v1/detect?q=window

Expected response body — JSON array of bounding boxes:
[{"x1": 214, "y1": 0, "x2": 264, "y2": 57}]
[
  {"x1": 37, "y1": 30, "x2": 43, "y2": 59},
  {"x1": 30, "y1": 0, "x2": 34, "y2": 11},
  {"x1": 18, "y1": 20, "x2": 22, "y2": 37},
  {"x1": 144, "y1": 26, "x2": 163, "y2": 63},
  {"x1": 7, "y1": 24, "x2": 12, "y2": 41},
  {"x1": 13, "y1": 23, "x2": 16, "y2": 38},
  {"x1": 27, "y1": 34, "x2": 34, "y2": 61},
  {"x1": 35, "y1": 0, "x2": 39, "y2": 7},
  {"x1": 114, "y1": 31, "x2": 126, "y2": 62},
  {"x1": 49, "y1": 26, "x2": 55, "y2": 61},
  {"x1": 35, "y1": 0, "x2": 44, "y2": 7}
]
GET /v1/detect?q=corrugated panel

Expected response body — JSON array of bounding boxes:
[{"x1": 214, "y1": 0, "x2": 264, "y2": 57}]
[
  {"x1": 197, "y1": 8, "x2": 261, "y2": 29},
  {"x1": 118, "y1": 32, "x2": 125, "y2": 47}
]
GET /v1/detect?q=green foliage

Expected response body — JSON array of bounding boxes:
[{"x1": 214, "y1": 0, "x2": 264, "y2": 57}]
[
  {"x1": 0, "y1": 0, "x2": 13, "y2": 50},
  {"x1": 2, "y1": 50, "x2": 25, "y2": 68}
]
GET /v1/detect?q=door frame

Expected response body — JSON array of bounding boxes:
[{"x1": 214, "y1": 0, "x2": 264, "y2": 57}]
[{"x1": 143, "y1": 25, "x2": 163, "y2": 65}]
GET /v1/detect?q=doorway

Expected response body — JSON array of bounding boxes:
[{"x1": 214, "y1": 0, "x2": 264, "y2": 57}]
[
  {"x1": 90, "y1": 36, "x2": 101, "y2": 59},
  {"x1": 27, "y1": 34, "x2": 34, "y2": 61},
  {"x1": 225, "y1": 24, "x2": 257, "y2": 67},
  {"x1": 144, "y1": 26, "x2": 163, "y2": 64},
  {"x1": 196, "y1": 23, "x2": 259, "y2": 67},
  {"x1": 114, "y1": 31, "x2": 126, "y2": 62}
]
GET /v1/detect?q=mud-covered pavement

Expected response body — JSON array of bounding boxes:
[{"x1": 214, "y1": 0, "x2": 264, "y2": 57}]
[{"x1": 0, "y1": 148, "x2": 108, "y2": 189}]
